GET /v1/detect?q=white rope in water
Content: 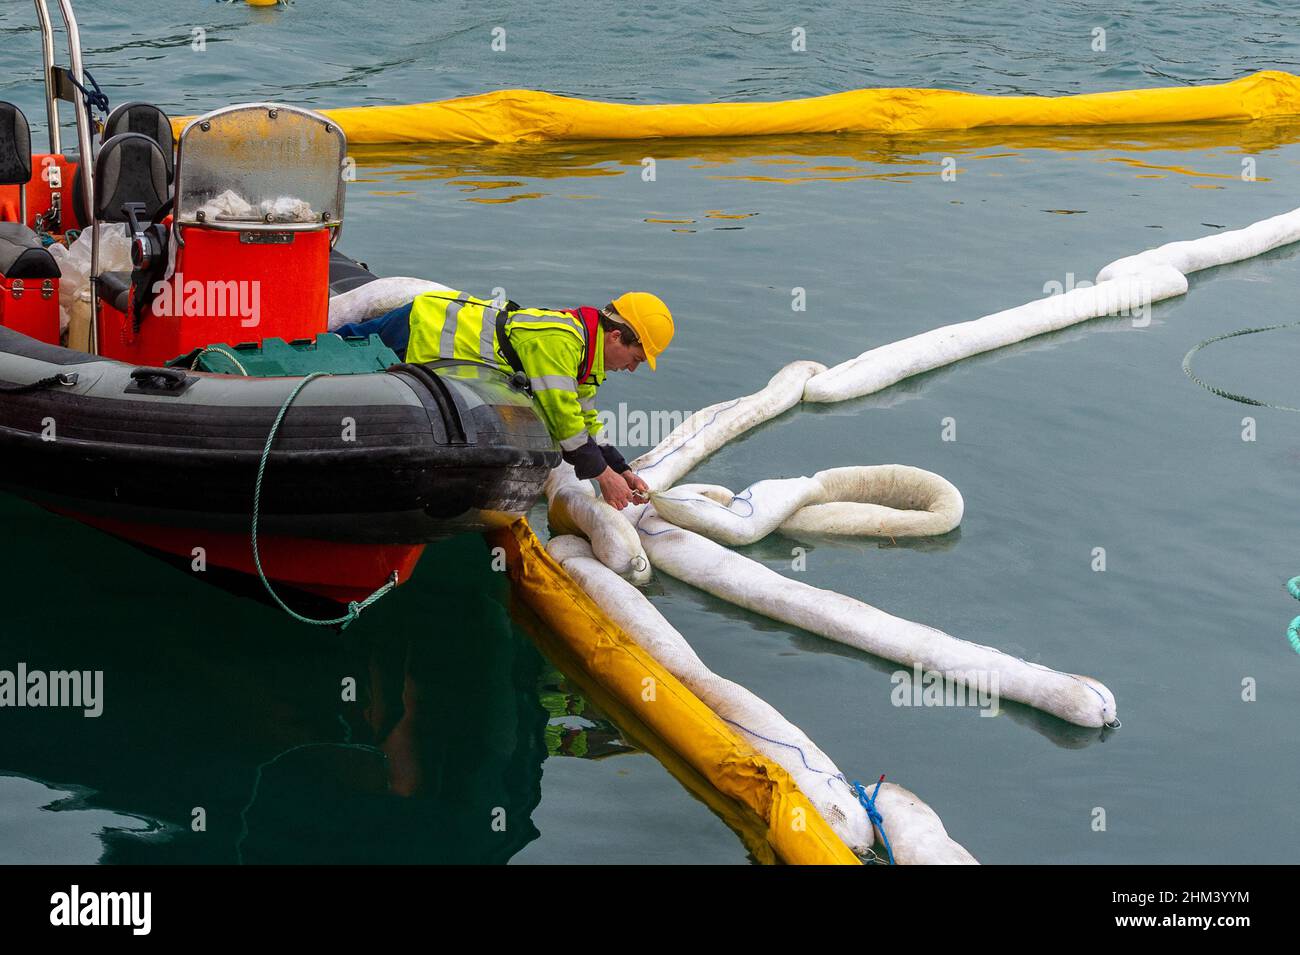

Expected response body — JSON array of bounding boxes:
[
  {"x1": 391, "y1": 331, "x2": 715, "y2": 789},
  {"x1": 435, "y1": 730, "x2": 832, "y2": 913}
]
[{"x1": 543, "y1": 206, "x2": 1300, "y2": 861}]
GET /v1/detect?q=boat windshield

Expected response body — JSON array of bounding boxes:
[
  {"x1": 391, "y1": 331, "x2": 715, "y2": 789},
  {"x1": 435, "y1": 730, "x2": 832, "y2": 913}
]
[{"x1": 175, "y1": 104, "x2": 346, "y2": 229}]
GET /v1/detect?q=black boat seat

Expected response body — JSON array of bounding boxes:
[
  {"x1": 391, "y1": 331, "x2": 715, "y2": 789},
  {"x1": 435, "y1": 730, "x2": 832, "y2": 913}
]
[
  {"x1": 0, "y1": 101, "x2": 33, "y2": 188},
  {"x1": 0, "y1": 221, "x2": 59, "y2": 279},
  {"x1": 329, "y1": 247, "x2": 379, "y2": 295},
  {"x1": 0, "y1": 101, "x2": 44, "y2": 262},
  {"x1": 95, "y1": 270, "x2": 131, "y2": 312},
  {"x1": 71, "y1": 158, "x2": 90, "y2": 230},
  {"x1": 93, "y1": 133, "x2": 170, "y2": 224},
  {"x1": 92, "y1": 133, "x2": 170, "y2": 323},
  {"x1": 103, "y1": 102, "x2": 175, "y2": 183}
]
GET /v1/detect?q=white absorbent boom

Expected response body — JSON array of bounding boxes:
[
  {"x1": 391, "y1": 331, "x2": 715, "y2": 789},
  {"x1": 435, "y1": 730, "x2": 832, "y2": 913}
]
[{"x1": 430, "y1": 206, "x2": 1300, "y2": 863}]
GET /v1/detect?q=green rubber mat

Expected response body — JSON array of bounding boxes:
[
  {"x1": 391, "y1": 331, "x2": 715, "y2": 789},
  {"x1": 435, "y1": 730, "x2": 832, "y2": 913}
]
[{"x1": 170, "y1": 333, "x2": 400, "y2": 377}]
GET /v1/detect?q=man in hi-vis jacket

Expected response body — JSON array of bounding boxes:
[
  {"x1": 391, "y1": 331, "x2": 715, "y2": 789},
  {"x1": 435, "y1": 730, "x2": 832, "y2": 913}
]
[{"x1": 335, "y1": 290, "x2": 675, "y2": 509}]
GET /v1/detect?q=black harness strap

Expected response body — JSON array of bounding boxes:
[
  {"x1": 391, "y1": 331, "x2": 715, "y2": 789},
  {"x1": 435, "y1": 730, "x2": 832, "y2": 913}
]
[
  {"x1": 495, "y1": 303, "x2": 601, "y2": 381},
  {"x1": 494, "y1": 302, "x2": 525, "y2": 374}
]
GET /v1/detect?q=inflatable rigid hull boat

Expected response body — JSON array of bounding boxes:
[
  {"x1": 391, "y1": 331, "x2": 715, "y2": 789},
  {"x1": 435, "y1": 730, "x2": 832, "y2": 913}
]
[
  {"x1": 0, "y1": 324, "x2": 558, "y2": 602},
  {"x1": 0, "y1": 4, "x2": 563, "y2": 608}
]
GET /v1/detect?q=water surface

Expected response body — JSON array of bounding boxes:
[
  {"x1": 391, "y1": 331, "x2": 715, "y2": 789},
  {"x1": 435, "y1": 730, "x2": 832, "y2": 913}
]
[{"x1": 1, "y1": 0, "x2": 1297, "y2": 863}]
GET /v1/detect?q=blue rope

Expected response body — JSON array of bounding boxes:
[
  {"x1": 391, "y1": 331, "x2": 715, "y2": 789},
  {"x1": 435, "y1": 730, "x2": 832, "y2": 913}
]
[
  {"x1": 252, "y1": 372, "x2": 397, "y2": 629},
  {"x1": 851, "y1": 776, "x2": 895, "y2": 865},
  {"x1": 721, "y1": 716, "x2": 886, "y2": 862},
  {"x1": 633, "y1": 502, "x2": 676, "y2": 537},
  {"x1": 719, "y1": 716, "x2": 841, "y2": 776},
  {"x1": 1287, "y1": 577, "x2": 1300, "y2": 655},
  {"x1": 634, "y1": 398, "x2": 744, "y2": 474},
  {"x1": 652, "y1": 486, "x2": 756, "y2": 518},
  {"x1": 65, "y1": 69, "x2": 109, "y2": 117}
]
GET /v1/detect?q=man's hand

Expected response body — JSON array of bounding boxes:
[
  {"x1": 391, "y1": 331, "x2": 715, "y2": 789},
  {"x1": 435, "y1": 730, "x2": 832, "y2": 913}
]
[
  {"x1": 623, "y1": 470, "x2": 650, "y2": 503},
  {"x1": 596, "y1": 467, "x2": 632, "y2": 509}
]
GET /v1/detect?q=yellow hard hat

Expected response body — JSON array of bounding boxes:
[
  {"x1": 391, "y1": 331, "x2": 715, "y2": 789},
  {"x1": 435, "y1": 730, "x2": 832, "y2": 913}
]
[{"x1": 610, "y1": 292, "x2": 674, "y2": 369}]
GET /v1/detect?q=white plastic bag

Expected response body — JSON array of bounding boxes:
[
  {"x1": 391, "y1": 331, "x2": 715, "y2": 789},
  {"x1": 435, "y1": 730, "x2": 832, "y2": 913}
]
[{"x1": 46, "y1": 224, "x2": 133, "y2": 336}]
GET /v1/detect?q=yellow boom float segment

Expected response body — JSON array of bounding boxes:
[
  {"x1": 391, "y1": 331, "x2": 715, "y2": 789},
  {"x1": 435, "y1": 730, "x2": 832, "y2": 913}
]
[
  {"x1": 176, "y1": 71, "x2": 1300, "y2": 144},
  {"x1": 488, "y1": 518, "x2": 860, "y2": 866}
]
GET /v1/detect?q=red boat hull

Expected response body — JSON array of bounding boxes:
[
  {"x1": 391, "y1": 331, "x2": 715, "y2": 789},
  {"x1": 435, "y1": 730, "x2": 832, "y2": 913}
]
[{"x1": 51, "y1": 506, "x2": 425, "y2": 605}]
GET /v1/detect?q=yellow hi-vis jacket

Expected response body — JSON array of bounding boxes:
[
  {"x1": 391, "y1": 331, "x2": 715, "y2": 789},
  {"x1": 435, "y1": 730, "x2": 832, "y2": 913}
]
[{"x1": 404, "y1": 289, "x2": 628, "y2": 479}]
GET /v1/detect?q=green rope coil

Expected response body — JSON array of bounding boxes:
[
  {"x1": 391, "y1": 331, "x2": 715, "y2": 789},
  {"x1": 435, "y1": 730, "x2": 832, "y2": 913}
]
[
  {"x1": 252, "y1": 372, "x2": 397, "y2": 629},
  {"x1": 1182, "y1": 322, "x2": 1300, "y2": 412}
]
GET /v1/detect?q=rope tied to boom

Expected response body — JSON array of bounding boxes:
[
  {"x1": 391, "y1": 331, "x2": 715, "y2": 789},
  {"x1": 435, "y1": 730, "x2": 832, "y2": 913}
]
[{"x1": 850, "y1": 776, "x2": 896, "y2": 865}]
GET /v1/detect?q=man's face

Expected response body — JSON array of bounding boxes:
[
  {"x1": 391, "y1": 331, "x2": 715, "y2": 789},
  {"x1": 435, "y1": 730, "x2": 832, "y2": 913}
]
[{"x1": 605, "y1": 329, "x2": 647, "y2": 372}]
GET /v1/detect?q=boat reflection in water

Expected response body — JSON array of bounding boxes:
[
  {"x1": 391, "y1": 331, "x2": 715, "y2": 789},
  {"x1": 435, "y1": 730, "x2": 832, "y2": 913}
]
[{"x1": 0, "y1": 504, "x2": 632, "y2": 864}]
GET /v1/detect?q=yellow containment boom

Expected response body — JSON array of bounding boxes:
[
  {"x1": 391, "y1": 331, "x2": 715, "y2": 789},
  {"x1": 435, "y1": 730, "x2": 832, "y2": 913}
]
[
  {"x1": 488, "y1": 519, "x2": 860, "y2": 866},
  {"x1": 177, "y1": 70, "x2": 1300, "y2": 144}
]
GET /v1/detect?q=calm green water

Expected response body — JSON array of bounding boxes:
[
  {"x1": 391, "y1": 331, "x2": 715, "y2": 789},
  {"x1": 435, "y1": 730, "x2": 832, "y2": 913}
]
[{"x1": 2, "y1": 1, "x2": 1299, "y2": 864}]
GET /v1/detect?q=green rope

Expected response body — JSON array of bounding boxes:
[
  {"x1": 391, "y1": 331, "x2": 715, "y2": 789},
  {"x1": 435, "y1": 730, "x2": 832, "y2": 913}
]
[
  {"x1": 1182, "y1": 322, "x2": 1300, "y2": 412},
  {"x1": 237, "y1": 739, "x2": 385, "y2": 864},
  {"x1": 1185, "y1": 329, "x2": 1300, "y2": 654},
  {"x1": 252, "y1": 371, "x2": 397, "y2": 629},
  {"x1": 191, "y1": 344, "x2": 250, "y2": 376}
]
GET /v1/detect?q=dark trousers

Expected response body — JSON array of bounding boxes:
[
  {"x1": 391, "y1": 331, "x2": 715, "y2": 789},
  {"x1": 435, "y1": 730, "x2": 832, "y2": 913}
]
[{"x1": 334, "y1": 301, "x2": 415, "y2": 359}]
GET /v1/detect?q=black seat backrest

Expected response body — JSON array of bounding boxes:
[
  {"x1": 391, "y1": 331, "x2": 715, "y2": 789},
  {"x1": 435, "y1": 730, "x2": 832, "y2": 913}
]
[
  {"x1": 0, "y1": 101, "x2": 32, "y2": 187},
  {"x1": 93, "y1": 132, "x2": 169, "y2": 223},
  {"x1": 103, "y1": 101, "x2": 175, "y2": 183}
]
